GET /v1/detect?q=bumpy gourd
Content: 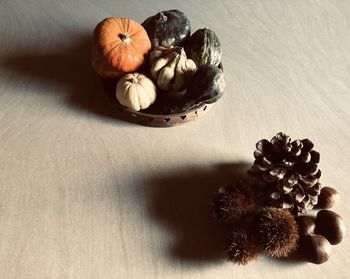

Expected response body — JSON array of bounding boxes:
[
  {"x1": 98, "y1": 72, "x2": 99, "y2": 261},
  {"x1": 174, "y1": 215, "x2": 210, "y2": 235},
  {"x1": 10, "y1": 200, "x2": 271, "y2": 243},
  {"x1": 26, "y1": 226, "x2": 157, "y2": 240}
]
[
  {"x1": 185, "y1": 64, "x2": 225, "y2": 104},
  {"x1": 150, "y1": 46, "x2": 197, "y2": 92},
  {"x1": 116, "y1": 73, "x2": 157, "y2": 111},
  {"x1": 159, "y1": 64, "x2": 225, "y2": 114},
  {"x1": 185, "y1": 28, "x2": 222, "y2": 67},
  {"x1": 92, "y1": 17, "x2": 151, "y2": 78},
  {"x1": 142, "y1": 9, "x2": 191, "y2": 47}
]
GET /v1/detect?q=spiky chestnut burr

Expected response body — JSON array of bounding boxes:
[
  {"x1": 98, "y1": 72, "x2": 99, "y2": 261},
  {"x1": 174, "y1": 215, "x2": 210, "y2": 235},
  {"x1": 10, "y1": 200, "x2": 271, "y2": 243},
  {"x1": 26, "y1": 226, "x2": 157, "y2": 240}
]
[
  {"x1": 210, "y1": 180, "x2": 256, "y2": 223},
  {"x1": 254, "y1": 207, "x2": 299, "y2": 258},
  {"x1": 225, "y1": 230, "x2": 262, "y2": 265}
]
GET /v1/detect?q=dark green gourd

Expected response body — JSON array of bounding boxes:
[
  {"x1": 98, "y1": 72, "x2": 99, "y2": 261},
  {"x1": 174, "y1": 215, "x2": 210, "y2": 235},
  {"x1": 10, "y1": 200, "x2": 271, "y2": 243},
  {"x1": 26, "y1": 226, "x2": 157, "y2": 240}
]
[
  {"x1": 157, "y1": 65, "x2": 224, "y2": 115},
  {"x1": 185, "y1": 28, "x2": 222, "y2": 67},
  {"x1": 142, "y1": 10, "x2": 191, "y2": 48},
  {"x1": 185, "y1": 64, "x2": 225, "y2": 104}
]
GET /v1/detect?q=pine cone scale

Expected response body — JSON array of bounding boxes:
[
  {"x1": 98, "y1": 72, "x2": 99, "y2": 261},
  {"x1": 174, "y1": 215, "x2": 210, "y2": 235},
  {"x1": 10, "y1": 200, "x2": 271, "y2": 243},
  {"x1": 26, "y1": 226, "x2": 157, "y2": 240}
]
[
  {"x1": 256, "y1": 139, "x2": 273, "y2": 154},
  {"x1": 301, "y1": 139, "x2": 314, "y2": 152},
  {"x1": 310, "y1": 150, "x2": 320, "y2": 163},
  {"x1": 294, "y1": 162, "x2": 318, "y2": 176}
]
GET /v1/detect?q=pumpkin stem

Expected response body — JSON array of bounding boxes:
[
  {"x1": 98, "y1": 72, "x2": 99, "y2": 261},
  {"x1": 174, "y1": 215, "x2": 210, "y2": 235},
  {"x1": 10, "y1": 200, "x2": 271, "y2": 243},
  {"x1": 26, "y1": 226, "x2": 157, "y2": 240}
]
[
  {"x1": 158, "y1": 12, "x2": 167, "y2": 22},
  {"x1": 174, "y1": 46, "x2": 182, "y2": 54},
  {"x1": 131, "y1": 76, "x2": 138, "y2": 83},
  {"x1": 119, "y1": 33, "x2": 131, "y2": 43}
]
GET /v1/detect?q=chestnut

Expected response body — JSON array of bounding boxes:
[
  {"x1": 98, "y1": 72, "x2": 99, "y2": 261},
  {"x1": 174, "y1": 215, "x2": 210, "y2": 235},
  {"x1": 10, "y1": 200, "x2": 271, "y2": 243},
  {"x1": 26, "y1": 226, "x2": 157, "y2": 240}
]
[
  {"x1": 317, "y1": 187, "x2": 339, "y2": 209},
  {"x1": 316, "y1": 210, "x2": 345, "y2": 245},
  {"x1": 297, "y1": 215, "x2": 316, "y2": 236},
  {"x1": 301, "y1": 234, "x2": 331, "y2": 264}
]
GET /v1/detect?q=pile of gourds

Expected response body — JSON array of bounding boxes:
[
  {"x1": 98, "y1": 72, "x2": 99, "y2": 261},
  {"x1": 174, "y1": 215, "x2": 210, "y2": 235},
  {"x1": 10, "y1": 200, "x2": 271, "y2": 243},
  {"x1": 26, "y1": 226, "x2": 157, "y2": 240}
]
[{"x1": 92, "y1": 10, "x2": 225, "y2": 113}]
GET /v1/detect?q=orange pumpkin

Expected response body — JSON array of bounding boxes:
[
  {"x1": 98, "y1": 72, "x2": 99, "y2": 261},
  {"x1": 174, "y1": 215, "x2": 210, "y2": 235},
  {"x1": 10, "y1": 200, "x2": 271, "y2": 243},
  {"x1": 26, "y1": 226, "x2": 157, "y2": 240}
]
[{"x1": 92, "y1": 17, "x2": 151, "y2": 78}]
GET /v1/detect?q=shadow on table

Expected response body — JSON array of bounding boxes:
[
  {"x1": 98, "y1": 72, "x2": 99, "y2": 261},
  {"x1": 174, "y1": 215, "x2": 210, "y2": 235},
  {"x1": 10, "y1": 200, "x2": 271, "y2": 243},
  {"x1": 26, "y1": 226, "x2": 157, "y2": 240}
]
[
  {"x1": 143, "y1": 162, "x2": 250, "y2": 265},
  {"x1": 1, "y1": 34, "x2": 133, "y2": 125},
  {"x1": 143, "y1": 161, "x2": 307, "y2": 267}
]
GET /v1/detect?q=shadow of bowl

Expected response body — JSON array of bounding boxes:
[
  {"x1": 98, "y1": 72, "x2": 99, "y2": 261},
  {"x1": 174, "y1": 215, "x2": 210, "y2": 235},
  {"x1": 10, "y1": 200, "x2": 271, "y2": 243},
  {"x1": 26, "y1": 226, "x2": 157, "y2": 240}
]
[
  {"x1": 141, "y1": 162, "x2": 250, "y2": 265},
  {"x1": 0, "y1": 34, "x2": 132, "y2": 125}
]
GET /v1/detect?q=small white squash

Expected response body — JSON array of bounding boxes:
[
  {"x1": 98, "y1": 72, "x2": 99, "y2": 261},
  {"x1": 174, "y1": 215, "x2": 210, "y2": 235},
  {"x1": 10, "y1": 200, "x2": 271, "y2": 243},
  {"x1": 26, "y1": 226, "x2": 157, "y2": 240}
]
[
  {"x1": 150, "y1": 46, "x2": 197, "y2": 92},
  {"x1": 116, "y1": 73, "x2": 157, "y2": 111}
]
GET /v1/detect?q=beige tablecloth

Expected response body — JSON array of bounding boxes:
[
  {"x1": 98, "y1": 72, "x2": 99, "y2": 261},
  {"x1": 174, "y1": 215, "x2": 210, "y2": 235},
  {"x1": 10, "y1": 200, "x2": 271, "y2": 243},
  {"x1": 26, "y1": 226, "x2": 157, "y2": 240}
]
[{"x1": 0, "y1": 0, "x2": 349, "y2": 278}]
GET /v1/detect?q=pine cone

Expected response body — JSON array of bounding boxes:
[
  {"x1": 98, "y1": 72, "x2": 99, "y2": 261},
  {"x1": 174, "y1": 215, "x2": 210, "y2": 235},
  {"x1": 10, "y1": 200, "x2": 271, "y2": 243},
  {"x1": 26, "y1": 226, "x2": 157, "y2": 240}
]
[{"x1": 248, "y1": 132, "x2": 322, "y2": 213}]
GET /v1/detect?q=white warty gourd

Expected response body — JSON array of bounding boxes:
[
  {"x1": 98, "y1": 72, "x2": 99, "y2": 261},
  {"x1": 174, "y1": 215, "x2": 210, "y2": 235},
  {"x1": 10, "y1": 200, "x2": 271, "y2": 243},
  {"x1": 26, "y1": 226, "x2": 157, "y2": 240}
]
[
  {"x1": 150, "y1": 46, "x2": 197, "y2": 92},
  {"x1": 116, "y1": 73, "x2": 157, "y2": 111}
]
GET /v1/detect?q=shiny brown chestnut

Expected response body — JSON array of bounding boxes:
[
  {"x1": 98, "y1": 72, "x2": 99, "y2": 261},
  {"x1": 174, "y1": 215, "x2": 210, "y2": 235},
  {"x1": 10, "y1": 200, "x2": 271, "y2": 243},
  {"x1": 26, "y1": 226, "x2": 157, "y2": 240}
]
[
  {"x1": 317, "y1": 187, "x2": 339, "y2": 209},
  {"x1": 297, "y1": 215, "x2": 316, "y2": 236},
  {"x1": 316, "y1": 210, "x2": 345, "y2": 245},
  {"x1": 301, "y1": 234, "x2": 331, "y2": 264}
]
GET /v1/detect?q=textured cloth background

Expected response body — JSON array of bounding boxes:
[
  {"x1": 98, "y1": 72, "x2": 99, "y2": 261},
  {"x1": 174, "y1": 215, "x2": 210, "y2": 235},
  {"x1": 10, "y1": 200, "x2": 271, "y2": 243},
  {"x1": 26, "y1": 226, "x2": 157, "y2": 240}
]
[{"x1": 0, "y1": 0, "x2": 349, "y2": 278}]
